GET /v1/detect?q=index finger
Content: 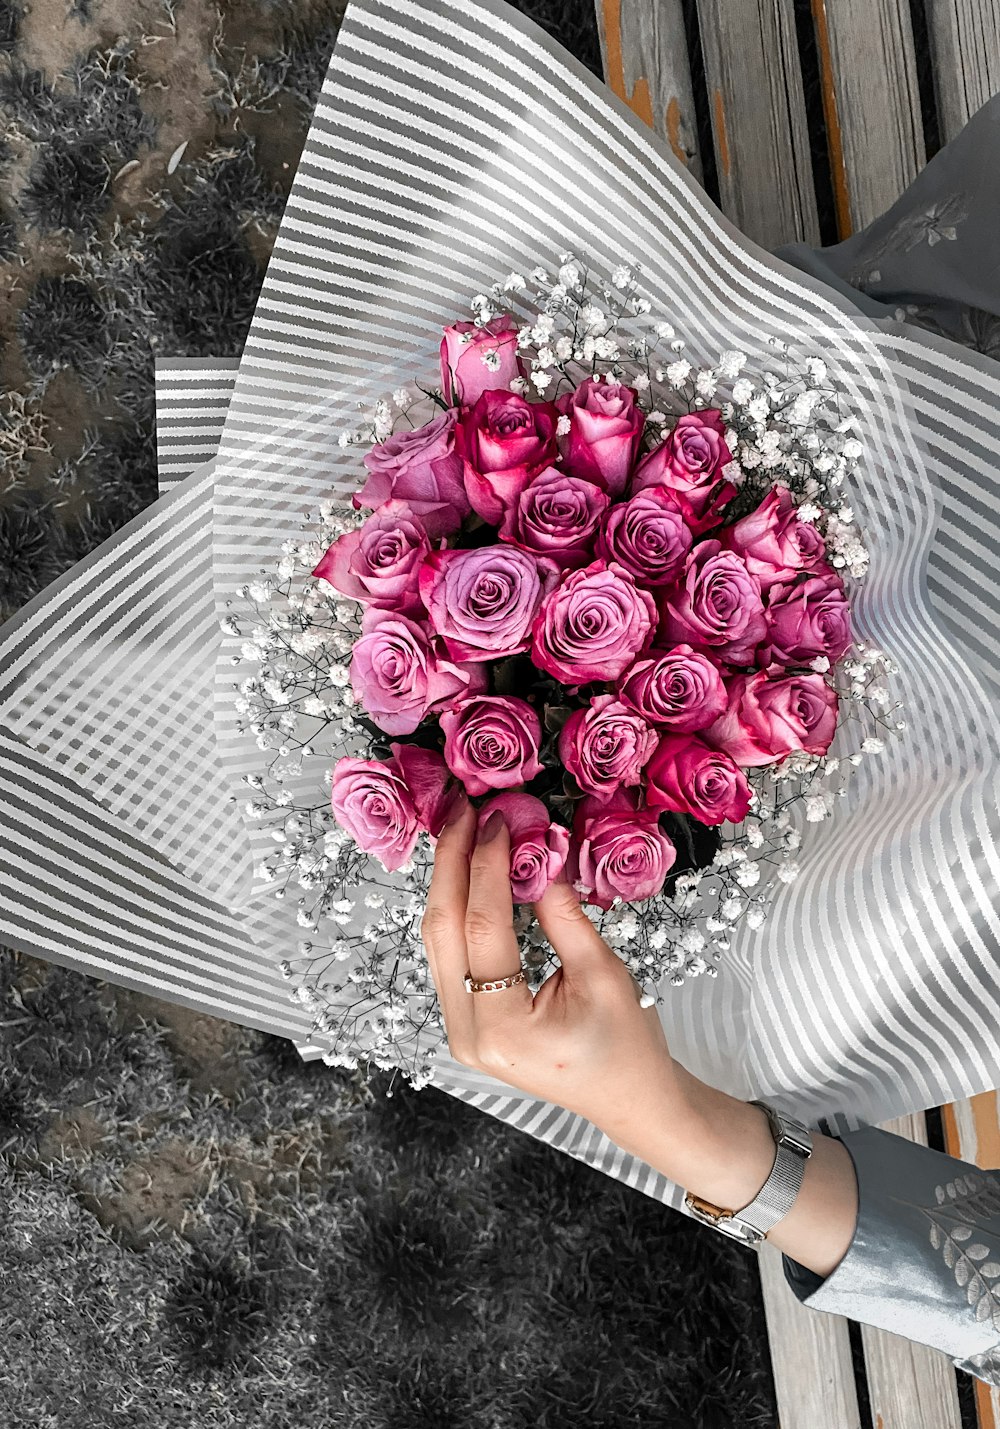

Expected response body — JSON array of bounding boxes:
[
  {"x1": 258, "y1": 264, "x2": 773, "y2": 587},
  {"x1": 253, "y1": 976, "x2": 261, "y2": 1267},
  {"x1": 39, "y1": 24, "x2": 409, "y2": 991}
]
[{"x1": 421, "y1": 803, "x2": 476, "y2": 1043}]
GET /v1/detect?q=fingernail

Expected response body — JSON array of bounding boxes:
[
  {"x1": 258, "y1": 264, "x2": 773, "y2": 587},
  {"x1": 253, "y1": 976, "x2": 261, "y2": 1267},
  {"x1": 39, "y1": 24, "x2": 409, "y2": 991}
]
[{"x1": 478, "y1": 810, "x2": 505, "y2": 845}]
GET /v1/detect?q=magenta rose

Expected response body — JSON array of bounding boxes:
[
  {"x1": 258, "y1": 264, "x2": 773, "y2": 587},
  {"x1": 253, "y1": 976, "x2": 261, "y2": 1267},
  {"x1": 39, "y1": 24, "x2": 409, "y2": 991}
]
[
  {"x1": 558, "y1": 694, "x2": 657, "y2": 800},
  {"x1": 440, "y1": 314, "x2": 524, "y2": 407},
  {"x1": 660, "y1": 542, "x2": 767, "y2": 666},
  {"x1": 645, "y1": 735, "x2": 753, "y2": 825},
  {"x1": 477, "y1": 792, "x2": 570, "y2": 901},
  {"x1": 761, "y1": 569, "x2": 852, "y2": 669},
  {"x1": 532, "y1": 560, "x2": 657, "y2": 684},
  {"x1": 330, "y1": 756, "x2": 419, "y2": 871},
  {"x1": 350, "y1": 609, "x2": 486, "y2": 736},
  {"x1": 458, "y1": 390, "x2": 559, "y2": 524},
  {"x1": 632, "y1": 409, "x2": 735, "y2": 533},
  {"x1": 419, "y1": 545, "x2": 558, "y2": 663},
  {"x1": 499, "y1": 465, "x2": 609, "y2": 568},
  {"x1": 595, "y1": 486, "x2": 693, "y2": 586},
  {"x1": 556, "y1": 376, "x2": 645, "y2": 497},
  {"x1": 313, "y1": 502, "x2": 430, "y2": 615},
  {"x1": 357, "y1": 410, "x2": 469, "y2": 538},
  {"x1": 704, "y1": 670, "x2": 839, "y2": 767},
  {"x1": 439, "y1": 695, "x2": 543, "y2": 796},
  {"x1": 620, "y1": 644, "x2": 728, "y2": 732},
  {"x1": 718, "y1": 485, "x2": 828, "y2": 591},
  {"x1": 390, "y1": 743, "x2": 467, "y2": 837},
  {"x1": 569, "y1": 791, "x2": 676, "y2": 909}
]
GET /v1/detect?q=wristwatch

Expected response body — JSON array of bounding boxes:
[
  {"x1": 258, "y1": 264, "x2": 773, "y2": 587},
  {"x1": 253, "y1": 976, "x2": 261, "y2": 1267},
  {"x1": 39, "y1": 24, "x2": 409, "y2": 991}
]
[{"x1": 683, "y1": 1100, "x2": 813, "y2": 1247}]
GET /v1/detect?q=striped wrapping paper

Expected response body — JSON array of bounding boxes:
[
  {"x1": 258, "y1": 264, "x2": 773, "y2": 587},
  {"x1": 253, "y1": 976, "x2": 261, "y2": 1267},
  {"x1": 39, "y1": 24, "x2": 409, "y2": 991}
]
[{"x1": 3, "y1": 0, "x2": 1000, "y2": 1212}]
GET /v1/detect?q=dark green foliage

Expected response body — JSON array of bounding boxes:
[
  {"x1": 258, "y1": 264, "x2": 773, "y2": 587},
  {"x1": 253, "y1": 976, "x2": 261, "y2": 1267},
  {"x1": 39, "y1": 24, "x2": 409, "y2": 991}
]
[
  {"x1": 0, "y1": 495, "x2": 67, "y2": 618},
  {"x1": 0, "y1": 0, "x2": 20, "y2": 52},
  {"x1": 165, "y1": 1250, "x2": 280, "y2": 1369},
  {"x1": 16, "y1": 274, "x2": 115, "y2": 389},
  {"x1": 20, "y1": 137, "x2": 111, "y2": 233}
]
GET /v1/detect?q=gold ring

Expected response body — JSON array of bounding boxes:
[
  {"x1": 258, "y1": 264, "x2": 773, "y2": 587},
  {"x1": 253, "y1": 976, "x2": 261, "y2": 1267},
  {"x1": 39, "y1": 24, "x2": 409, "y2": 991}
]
[{"x1": 463, "y1": 969, "x2": 527, "y2": 994}]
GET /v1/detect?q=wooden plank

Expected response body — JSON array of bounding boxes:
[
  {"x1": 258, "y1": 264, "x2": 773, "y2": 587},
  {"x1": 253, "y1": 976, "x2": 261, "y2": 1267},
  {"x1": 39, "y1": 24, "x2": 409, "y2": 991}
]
[
  {"x1": 860, "y1": 1113, "x2": 963, "y2": 1429},
  {"x1": 595, "y1": 0, "x2": 703, "y2": 180},
  {"x1": 757, "y1": 1240, "x2": 862, "y2": 1429},
  {"x1": 694, "y1": 0, "x2": 819, "y2": 248},
  {"x1": 811, "y1": 0, "x2": 925, "y2": 233},
  {"x1": 926, "y1": 0, "x2": 1000, "y2": 143}
]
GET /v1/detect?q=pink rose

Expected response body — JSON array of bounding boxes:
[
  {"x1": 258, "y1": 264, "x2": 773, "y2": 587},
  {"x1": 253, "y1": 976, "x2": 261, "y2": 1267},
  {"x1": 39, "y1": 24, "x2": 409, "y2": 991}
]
[
  {"x1": 330, "y1": 756, "x2": 419, "y2": 871},
  {"x1": 476, "y1": 792, "x2": 570, "y2": 902},
  {"x1": 312, "y1": 502, "x2": 430, "y2": 614},
  {"x1": 439, "y1": 695, "x2": 543, "y2": 796},
  {"x1": 499, "y1": 465, "x2": 609, "y2": 568},
  {"x1": 620, "y1": 644, "x2": 728, "y2": 732},
  {"x1": 556, "y1": 377, "x2": 645, "y2": 497},
  {"x1": 704, "y1": 670, "x2": 839, "y2": 767},
  {"x1": 660, "y1": 542, "x2": 767, "y2": 666},
  {"x1": 569, "y1": 791, "x2": 676, "y2": 909},
  {"x1": 419, "y1": 545, "x2": 558, "y2": 663},
  {"x1": 350, "y1": 609, "x2": 485, "y2": 736},
  {"x1": 718, "y1": 485, "x2": 828, "y2": 591},
  {"x1": 762, "y1": 569, "x2": 852, "y2": 669},
  {"x1": 390, "y1": 743, "x2": 468, "y2": 837},
  {"x1": 459, "y1": 390, "x2": 559, "y2": 524},
  {"x1": 532, "y1": 560, "x2": 657, "y2": 684},
  {"x1": 558, "y1": 694, "x2": 657, "y2": 800},
  {"x1": 632, "y1": 410, "x2": 735, "y2": 533},
  {"x1": 595, "y1": 486, "x2": 693, "y2": 586},
  {"x1": 357, "y1": 411, "x2": 469, "y2": 538},
  {"x1": 440, "y1": 314, "x2": 524, "y2": 407},
  {"x1": 645, "y1": 735, "x2": 753, "y2": 825}
]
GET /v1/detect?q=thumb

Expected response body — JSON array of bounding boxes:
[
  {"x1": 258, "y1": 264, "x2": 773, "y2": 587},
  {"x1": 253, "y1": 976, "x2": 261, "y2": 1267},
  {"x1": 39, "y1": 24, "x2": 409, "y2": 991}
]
[{"x1": 532, "y1": 878, "x2": 618, "y2": 975}]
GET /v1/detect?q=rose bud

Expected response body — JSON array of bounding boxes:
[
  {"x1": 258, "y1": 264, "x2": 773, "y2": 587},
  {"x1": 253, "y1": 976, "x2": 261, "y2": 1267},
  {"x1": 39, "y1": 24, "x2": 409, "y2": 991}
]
[
  {"x1": 761, "y1": 569, "x2": 852, "y2": 670},
  {"x1": 569, "y1": 790, "x2": 676, "y2": 909},
  {"x1": 440, "y1": 313, "x2": 524, "y2": 407},
  {"x1": 419, "y1": 544, "x2": 559, "y2": 663},
  {"x1": 556, "y1": 376, "x2": 645, "y2": 497},
  {"x1": 558, "y1": 694, "x2": 657, "y2": 800},
  {"x1": 357, "y1": 410, "x2": 469, "y2": 538},
  {"x1": 620, "y1": 644, "x2": 728, "y2": 732},
  {"x1": 439, "y1": 695, "x2": 543, "y2": 796},
  {"x1": 313, "y1": 501, "x2": 430, "y2": 615},
  {"x1": 499, "y1": 465, "x2": 610, "y2": 568},
  {"x1": 476, "y1": 792, "x2": 570, "y2": 901},
  {"x1": 390, "y1": 742, "x2": 468, "y2": 837},
  {"x1": 660, "y1": 542, "x2": 768, "y2": 667},
  {"x1": 703, "y1": 670, "x2": 839, "y2": 767},
  {"x1": 595, "y1": 486, "x2": 693, "y2": 586},
  {"x1": 330, "y1": 756, "x2": 420, "y2": 871},
  {"x1": 532, "y1": 559, "x2": 657, "y2": 684},
  {"x1": 632, "y1": 409, "x2": 735, "y2": 533},
  {"x1": 645, "y1": 734, "x2": 753, "y2": 826},
  {"x1": 350, "y1": 609, "x2": 486, "y2": 736},
  {"x1": 718, "y1": 485, "x2": 828, "y2": 591},
  {"x1": 458, "y1": 390, "x2": 559, "y2": 524}
]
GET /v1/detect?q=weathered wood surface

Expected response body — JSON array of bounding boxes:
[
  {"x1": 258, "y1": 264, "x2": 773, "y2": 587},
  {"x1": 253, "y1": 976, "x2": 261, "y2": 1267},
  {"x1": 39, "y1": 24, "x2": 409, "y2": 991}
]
[
  {"x1": 595, "y1": 0, "x2": 702, "y2": 180},
  {"x1": 926, "y1": 0, "x2": 1000, "y2": 142},
  {"x1": 694, "y1": 0, "x2": 819, "y2": 249},
  {"x1": 812, "y1": 0, "x2": 926, "y2": 234}
]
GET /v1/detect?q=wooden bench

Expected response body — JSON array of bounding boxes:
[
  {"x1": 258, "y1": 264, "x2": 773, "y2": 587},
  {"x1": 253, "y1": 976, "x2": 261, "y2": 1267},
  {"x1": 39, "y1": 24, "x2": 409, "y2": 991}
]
[{"x1": 595, "y1": 3, "x2": 1000, "y2": 1425}]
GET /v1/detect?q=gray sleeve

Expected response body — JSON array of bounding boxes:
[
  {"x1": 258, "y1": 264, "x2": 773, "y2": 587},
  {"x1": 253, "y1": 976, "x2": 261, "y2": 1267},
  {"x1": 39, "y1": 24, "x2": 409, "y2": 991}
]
[{"x1": 782, "y1": 1125, "x2": 1000, "y2": 1385}]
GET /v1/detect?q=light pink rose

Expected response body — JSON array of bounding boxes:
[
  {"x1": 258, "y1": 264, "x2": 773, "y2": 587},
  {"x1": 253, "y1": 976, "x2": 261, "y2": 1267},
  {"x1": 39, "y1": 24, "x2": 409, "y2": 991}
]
[
  {"x1": 632, "y1": 409, "x2": 735, "y2": 534},
  {"x1": 499, "y1": 465, "x2": 609, "y2": 568},
  {"x1": 570, "y1": 790, "x2": 676, "y2": 909},
  {"x1": 645, "y1": 735, "x2": 753, "y2": 825},
  {"x1": 531, "y1": 560, "x2": 657, "y2": 684},
  {"x1": 440, "y1": 314, "x2": 524, "y2": 407},
  {"x1": 350, "y1": 609, "x2": 486, "y2": 736},
  {"x1": 619, "y1": 644, "x2": 728, "y2": 732},
  {"x1": 476, "y1": 792, "x2": 570, "y2": 901},
  {"x1": 718, "y1": 485, "x2": 828, "y2": 591},
  {"x1": 703, "y1": 670, "x2": 839, "y2": 767},
  {"x1": 595, "y1": 486, "x2": 693, "y2": 586},
  {"x1": 660, "y1": 542, "x2": 767, "y2": 666},
  {"x1": 330, "y1": 756, "x2": 419, "y2": 871},
  {"x1": 761, "y1": 569, "x2": 852, "y2": 669},
  {"x1": 558, "y1": 694, "x2": 657, "y2": 800},
  {"x1": 439, "y1": 695, "x2": 543, "y2": 796},
  {"x1": 390, "y1": 743, "x2": 468, "y2": 837},
  {"x1": 312, "y1": 502, "x2": 430, "y2": 615},
  {"x1": 458, "y1": 390, "x2": 559, "y2": 524},
  {"x1": 556, "y1": 377, "x2": 645, "y2": 497},
  {"x1": 357, "y1": 411, "x2": 469, "y2": 538},
  {"x1": 419, "y1": 544, "x2": 558, "y2": 663}
]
